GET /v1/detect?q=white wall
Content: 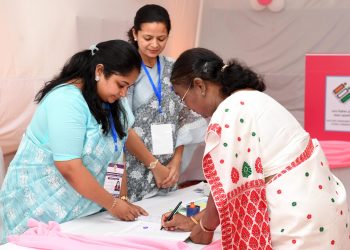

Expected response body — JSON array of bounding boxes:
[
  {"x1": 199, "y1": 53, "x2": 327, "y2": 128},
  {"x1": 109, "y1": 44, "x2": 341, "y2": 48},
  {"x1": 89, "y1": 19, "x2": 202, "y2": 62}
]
[{"x1": 0, "y1": 0, "x2": 201, "y2": 161}]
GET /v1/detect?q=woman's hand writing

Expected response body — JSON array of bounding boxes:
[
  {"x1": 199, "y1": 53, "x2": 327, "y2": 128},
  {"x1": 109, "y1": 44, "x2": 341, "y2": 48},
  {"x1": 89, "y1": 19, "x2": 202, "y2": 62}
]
[{"x1": 161, "y1": 212, "x2": 195, "y2": 232}]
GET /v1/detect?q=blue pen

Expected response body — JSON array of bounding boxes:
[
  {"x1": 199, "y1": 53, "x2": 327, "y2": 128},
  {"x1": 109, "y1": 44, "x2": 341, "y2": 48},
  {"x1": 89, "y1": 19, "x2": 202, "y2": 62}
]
[{"x1": 160, "y1": 201, "x2": 182, "y2": 230}]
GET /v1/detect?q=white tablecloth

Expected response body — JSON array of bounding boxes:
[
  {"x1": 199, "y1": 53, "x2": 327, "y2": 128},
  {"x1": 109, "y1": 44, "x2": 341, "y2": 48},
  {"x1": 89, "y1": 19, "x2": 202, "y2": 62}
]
[{"x1": 0, "y1": 183, "x2": 220, "y2": 249}]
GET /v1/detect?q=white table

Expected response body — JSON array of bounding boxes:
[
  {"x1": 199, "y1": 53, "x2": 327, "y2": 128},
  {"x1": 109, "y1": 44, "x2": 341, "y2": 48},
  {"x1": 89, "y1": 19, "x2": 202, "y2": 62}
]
[{"x1": 0, "y1": 183, "x2": 220, "y2": 249}]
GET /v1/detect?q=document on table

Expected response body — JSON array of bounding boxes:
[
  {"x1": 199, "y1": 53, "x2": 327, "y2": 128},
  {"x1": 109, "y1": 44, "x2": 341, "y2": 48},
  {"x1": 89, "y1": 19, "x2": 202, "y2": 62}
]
[{"x1": 117, "y1": 215, "x2": 190, "y2": 242}]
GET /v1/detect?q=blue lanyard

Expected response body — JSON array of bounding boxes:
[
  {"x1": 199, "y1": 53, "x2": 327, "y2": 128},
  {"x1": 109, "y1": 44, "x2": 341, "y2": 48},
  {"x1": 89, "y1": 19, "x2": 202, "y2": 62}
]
[
  {"x1": 108, "y1": 105, "x2": 125, "y2": 160},
  {"x1": 141, "y1": 57, "x2": 162, "y2": 113}
]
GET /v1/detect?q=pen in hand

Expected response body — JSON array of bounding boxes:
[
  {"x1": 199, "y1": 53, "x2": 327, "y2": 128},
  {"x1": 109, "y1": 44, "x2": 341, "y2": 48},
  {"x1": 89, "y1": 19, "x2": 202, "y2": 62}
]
[{"x1": 160, "y1": 201, "x2": 182, "y2": 230}]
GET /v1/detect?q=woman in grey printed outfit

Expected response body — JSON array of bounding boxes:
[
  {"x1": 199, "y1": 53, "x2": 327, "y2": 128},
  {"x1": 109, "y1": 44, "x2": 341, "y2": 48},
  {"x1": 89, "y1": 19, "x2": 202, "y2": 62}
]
[{"x1": 125, "y1": 4, "x2": 207, "y2": 202}]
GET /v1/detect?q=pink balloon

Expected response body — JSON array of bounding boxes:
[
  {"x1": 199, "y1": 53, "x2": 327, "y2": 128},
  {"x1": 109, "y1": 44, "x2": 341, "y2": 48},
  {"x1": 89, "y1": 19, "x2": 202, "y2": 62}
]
[{"x1": 257, "y1": 0, "x2": 272, "y2": 6}]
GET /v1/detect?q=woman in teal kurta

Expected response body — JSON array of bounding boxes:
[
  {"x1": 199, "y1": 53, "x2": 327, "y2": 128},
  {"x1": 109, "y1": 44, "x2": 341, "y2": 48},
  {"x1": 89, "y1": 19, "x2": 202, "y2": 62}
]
[{"x1": 0, "y1": 40, "x2": 147, "y2": 242}]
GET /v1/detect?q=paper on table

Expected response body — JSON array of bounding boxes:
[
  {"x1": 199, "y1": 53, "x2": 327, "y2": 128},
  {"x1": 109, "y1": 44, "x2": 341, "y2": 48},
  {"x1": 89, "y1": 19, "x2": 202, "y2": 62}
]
[
  {"x1": 117, "y1": 215, "x2": 190, "y2": 242},
  {"x1": 138, "y1": 215, "x2": 160, "y2": 223}
]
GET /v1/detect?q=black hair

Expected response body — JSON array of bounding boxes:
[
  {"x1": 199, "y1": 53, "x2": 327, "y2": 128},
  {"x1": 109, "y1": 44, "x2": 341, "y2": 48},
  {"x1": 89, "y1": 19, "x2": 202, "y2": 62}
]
[
  {"x1": 127, "y1": 4, "x2": 171, "y2": 48},
  {"x1": 171, "y1": 48, "x2": 265, "y2": 97},
  {"x1": 35, "y1": 40, "x2": 141, "y2": 138}
]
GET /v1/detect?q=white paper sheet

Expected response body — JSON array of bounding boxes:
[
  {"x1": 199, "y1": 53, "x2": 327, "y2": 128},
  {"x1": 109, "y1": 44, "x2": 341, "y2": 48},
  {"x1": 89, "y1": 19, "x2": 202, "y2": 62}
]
[{"x1": 117, "y1": 216, "x2": 190, "y2": 242}]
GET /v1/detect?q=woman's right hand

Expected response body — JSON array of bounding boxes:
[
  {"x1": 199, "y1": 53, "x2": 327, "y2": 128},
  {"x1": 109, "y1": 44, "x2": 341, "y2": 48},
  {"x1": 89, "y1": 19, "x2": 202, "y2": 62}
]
[
  {"x1": 108, "y1": 198, "x2": 148, "y2": 221},
  {"x1": 161, "y1": 212, "x2": 196, "y2": 232},
  {"x1": 151, "y1": 163, "x2": 170, "y2": 188}
]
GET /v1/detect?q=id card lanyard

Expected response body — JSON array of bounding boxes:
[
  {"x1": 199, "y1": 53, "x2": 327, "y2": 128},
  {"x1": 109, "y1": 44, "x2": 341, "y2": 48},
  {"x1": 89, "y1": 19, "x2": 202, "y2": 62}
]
[
  {"x1": 103, "y1": 106, "x2": 126, "y2": 197},
  {"x1": 142, "y1": 58, "x2": 174, "y2": 155},
  {"x1": 108, "y1": 110, "x2": 125, "y2": 161},
  {"x1": 142, "y1": 57, "x2": 162, "y2": 113}
]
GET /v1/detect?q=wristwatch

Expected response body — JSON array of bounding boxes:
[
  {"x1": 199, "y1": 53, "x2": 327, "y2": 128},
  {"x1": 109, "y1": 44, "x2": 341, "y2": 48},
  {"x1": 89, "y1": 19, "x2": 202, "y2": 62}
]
[
  {"x1": 120, "y1": 195, "x2": 129, "y2": 202},
  {"x1": 148, "y1": 159, "x2": 159, "y2": 170}
]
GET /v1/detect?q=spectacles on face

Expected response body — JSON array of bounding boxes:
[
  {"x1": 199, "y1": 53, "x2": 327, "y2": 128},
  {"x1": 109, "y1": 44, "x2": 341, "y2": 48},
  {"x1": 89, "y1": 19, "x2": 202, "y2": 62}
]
[{"x1": 180, "y1": 84, "x2": 192, "y2": 104}]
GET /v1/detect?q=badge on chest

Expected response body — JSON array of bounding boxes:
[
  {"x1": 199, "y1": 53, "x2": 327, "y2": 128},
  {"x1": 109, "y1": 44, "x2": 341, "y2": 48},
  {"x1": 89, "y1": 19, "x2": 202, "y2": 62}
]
[
  {"x1": 104, "y1": 162, "x2": 125, "y2": 197},
  {"x1": 151, "y1": 123, "x2": 174, "y2": 155}
]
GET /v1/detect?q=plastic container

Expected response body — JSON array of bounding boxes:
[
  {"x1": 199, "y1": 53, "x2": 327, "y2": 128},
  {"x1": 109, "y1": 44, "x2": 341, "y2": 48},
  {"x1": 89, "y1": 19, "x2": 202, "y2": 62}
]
[{"x1": 186, "y1": 202, "x2": 200, "y2": 216}]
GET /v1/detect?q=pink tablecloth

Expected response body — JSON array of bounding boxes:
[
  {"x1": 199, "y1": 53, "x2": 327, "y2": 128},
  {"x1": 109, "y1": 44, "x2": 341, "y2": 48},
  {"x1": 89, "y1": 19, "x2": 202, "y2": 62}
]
[
  {"x1": 319, "y1": 140, "x2": 350, "y2": 169},
  {"x1": 8, "y1": 219, "x2": 190, "y2": 250}
]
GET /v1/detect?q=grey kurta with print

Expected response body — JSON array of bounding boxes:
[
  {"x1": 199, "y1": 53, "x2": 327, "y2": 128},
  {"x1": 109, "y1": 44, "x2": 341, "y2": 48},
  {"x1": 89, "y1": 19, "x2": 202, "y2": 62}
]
[{"x1": 126, "y1": 56, "x2": 205, "y2": 202}]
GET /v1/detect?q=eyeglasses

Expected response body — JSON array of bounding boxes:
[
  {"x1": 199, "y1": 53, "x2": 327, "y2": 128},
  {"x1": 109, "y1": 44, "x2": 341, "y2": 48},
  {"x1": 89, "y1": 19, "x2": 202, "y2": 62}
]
[{"x1": 181, "y1": 84, "x2": 191, "y2": 103}]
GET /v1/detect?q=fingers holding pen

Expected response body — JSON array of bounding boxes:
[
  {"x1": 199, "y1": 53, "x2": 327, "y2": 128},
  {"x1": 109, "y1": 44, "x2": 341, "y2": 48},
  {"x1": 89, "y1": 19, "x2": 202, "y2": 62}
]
[
  {"x1": 161, "y1": 212, "x2": 177, "y2": 231},
  {"x1": 161, "y1": 213, "x2": 194, "y2": 231}
]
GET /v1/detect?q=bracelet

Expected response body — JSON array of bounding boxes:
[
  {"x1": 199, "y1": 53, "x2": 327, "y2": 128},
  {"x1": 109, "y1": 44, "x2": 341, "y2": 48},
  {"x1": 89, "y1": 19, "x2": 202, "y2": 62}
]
[
  {"x1": 190, "y1": 216, "x2": 199, "y2": 225},
  {"x1": 120, "y1": 195, "x2": 129, "y2": 202},
  {"x1": 148, "y1": 159, "x2": 159, "y2": 170},
  {"x1": 199, "y1": 219, "x2": 215, "y2": 233},
  {"x1": 110, "y1": 197, "x2": 118, "y2": 210}
]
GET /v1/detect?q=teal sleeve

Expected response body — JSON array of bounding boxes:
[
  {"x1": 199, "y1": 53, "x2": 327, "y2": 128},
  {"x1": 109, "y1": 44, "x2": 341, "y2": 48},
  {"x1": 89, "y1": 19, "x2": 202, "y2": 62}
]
[{"x1": 45, "y1": 88, "x2": 89, "y2": 161}]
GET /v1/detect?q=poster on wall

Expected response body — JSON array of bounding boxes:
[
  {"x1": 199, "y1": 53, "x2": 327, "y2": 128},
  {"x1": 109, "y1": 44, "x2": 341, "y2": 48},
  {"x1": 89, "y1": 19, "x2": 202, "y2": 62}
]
[
  {"x1": 305, "y1": 54, "x2": 350, "y2": 141},
  {"x1": 325, "y1": 76, "x2": 350, "y2": 132}
]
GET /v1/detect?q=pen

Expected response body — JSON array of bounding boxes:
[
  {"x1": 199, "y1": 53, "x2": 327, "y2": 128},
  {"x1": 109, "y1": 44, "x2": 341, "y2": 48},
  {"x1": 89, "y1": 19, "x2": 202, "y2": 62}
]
[{"x1": 160, "y1": 201, "x2": 182, "y2": 230}]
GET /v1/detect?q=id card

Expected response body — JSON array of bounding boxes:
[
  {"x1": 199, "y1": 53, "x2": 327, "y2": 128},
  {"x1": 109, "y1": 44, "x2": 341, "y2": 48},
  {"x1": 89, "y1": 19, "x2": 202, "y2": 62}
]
[
  {"x1": 151, "y1": 123, "x2": 174, "y2": 155},
  {"x1": 103, "y1": 162, "x2": 125, "y2": 197}
]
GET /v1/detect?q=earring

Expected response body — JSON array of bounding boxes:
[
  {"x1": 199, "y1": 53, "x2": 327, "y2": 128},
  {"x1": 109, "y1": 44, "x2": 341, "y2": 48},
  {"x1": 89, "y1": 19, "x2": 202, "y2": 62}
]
[
  {"x1": 201, "y1": 92, "x2": 205, "y2": 96},
  {"x1": 95, "y1": 76, "x2": 100, "y2": 81},
  {"x1": 134, "y1": 38, "x2": 137, "y2": 41}
]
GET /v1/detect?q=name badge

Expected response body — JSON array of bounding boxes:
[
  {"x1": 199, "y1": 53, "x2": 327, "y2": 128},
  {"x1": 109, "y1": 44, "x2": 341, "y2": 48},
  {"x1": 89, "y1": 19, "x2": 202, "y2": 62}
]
[
  {"x1": 103, "y1": 162, "x2": 124, "y2": 197},
  {"x1": 151, "y1": 123, "x2": 174, "y2": 155}
]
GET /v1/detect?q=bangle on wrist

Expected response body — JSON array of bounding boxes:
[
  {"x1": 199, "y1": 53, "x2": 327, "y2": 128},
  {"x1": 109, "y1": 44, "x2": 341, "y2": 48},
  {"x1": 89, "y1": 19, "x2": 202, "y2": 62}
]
[
  {"x1": 190, "y1": 216, "x2": 199, "y2": 225},
  {"x1": 110, "y1": 197, "x2": 118, "y2": 210},
  {"x1": 199, "y1": 219, "x2": 215, "y2": 233},
  {"x1": 120, "y1": 195, "x2": 129, "y2": 202},
  {"x1": 148, "y1": 159, "x2": 159, "y2": 170}
]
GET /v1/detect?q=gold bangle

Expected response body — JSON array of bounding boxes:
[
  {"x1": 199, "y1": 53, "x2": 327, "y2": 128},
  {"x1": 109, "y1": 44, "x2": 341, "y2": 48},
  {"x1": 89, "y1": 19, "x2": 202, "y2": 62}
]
[
  {"x1": 110, "y1": 197, "x2": 118, "y2": 210},
  {"x1": 190, "y1": 216, "x2": 199, "y2": 225},
  {"x1": 148, "y1": 159, "x2": 159, "y2": 170},
  {"x1": 120, "y1": 195, "x2": 129, "y2": 202},
  {"x1": 199, "y1": 219, "x2": 215, "y2": 233}
]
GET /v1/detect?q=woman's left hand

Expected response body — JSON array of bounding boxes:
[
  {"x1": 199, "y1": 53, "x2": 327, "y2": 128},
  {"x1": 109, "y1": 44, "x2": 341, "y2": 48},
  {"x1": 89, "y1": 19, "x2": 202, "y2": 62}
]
[
  {"x1": 162, "y1": 161, "x2": 180, "y2": 188},
  {"x1": 189, "y1": 223, "x2": 215, "y2": 245}
]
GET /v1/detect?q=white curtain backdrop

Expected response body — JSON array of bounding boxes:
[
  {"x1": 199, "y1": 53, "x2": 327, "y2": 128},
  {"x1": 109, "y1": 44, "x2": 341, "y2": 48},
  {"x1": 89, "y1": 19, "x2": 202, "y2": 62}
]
[{"x1": 0, "y1": 0, "x2": 201, "y2": 164}]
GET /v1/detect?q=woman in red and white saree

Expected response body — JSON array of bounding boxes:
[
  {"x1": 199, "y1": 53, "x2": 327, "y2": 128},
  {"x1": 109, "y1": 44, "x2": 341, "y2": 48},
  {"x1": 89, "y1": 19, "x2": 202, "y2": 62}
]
[
  {"x1": 203, "y1": 90, "x2": 349, "y2": 249},
  {"x1": 163, "y1": 48, "x2": 350, "y2": 249}
]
